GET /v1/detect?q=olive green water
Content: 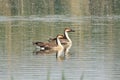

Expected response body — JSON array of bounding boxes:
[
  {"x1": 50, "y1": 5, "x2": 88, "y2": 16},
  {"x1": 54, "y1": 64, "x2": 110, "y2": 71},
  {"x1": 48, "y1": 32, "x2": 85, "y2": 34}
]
[{"x1": 0, "y1": 0, "x2": 120, "y2": 80}]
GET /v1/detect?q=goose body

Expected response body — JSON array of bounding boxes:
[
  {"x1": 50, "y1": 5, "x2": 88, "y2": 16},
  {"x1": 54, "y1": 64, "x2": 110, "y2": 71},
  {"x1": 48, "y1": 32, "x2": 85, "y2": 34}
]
[
  {"x1": 48, "y1": 28, "x2": 75, "y2": 45},
  {"x1": 33, "y1": 34, "x2": 64, "y2": 51}
]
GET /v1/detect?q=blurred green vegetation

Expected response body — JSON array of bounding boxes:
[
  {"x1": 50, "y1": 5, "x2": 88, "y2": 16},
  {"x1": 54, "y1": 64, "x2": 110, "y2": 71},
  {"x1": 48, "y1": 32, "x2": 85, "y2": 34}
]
[{"x1": 0, "y1": 0, "x2": 120, "y2": 16}]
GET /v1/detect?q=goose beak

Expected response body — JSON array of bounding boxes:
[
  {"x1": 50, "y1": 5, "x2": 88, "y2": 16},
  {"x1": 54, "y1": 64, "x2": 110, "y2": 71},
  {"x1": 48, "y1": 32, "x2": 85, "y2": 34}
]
[{"x1": 71, "y1": 29, "x2": 75, "y2": 32}]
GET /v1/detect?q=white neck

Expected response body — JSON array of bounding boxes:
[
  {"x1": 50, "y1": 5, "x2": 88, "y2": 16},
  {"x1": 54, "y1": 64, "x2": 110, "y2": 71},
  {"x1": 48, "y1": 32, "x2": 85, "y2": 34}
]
[
  {"x1": 57, "y1": 37, "x2": 63, "y2": 48},
  {"x1": 64, "y1": 31, "x2": 72, "y2": 43}
]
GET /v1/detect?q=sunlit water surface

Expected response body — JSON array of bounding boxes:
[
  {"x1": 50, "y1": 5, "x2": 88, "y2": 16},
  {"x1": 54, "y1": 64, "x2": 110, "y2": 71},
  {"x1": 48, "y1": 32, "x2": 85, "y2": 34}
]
[{"x1": 0, "y1": 15, "x2": 120, "y2": 80}]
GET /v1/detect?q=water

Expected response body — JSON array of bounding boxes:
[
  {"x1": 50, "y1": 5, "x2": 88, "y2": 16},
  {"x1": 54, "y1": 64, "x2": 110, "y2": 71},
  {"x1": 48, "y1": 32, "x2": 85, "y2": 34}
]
[
  {"x1": 0, "y1": 0, "x2": 120, "y2": 80},
  {"x1": 0, "y1": 15, "x2": 120, "y2": 80}
]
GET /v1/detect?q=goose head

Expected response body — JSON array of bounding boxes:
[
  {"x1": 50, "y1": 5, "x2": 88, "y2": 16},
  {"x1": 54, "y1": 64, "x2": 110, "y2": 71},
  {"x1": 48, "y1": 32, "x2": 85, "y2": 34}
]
[
  {"x1": 64, "y1": 28, "x2": 75, "y2": 32},
  {"x1": 57, "y1": 34, "x2": 64, "y2": 39}
]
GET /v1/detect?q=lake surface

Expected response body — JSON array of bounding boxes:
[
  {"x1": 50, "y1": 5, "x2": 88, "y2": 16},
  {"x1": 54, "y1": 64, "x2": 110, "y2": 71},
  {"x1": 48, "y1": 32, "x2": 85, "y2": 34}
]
[{"x1": 0, "y1": 15, "x2": 120, "y2": 80}]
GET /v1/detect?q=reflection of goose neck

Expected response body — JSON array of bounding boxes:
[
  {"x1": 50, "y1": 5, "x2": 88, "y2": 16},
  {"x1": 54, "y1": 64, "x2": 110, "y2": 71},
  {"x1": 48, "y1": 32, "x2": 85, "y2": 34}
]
[{"x1": 64, "y1": 31, "x2": 72, "y2": 43}]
